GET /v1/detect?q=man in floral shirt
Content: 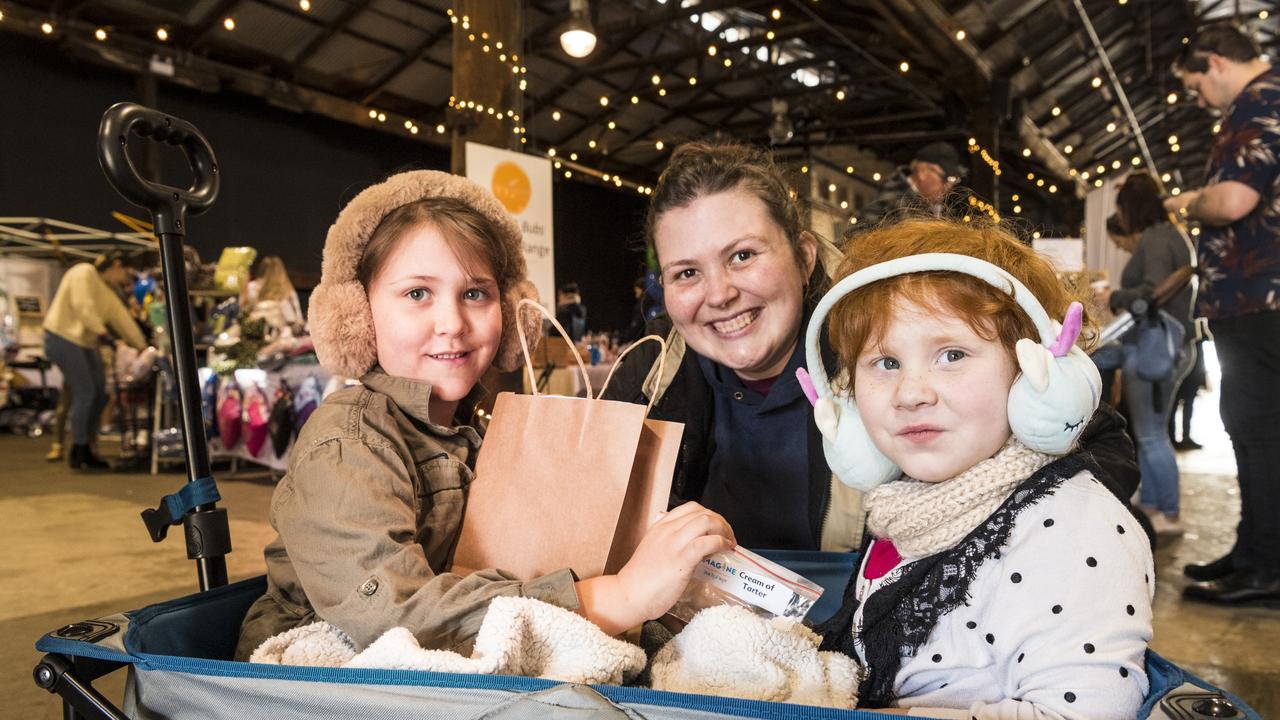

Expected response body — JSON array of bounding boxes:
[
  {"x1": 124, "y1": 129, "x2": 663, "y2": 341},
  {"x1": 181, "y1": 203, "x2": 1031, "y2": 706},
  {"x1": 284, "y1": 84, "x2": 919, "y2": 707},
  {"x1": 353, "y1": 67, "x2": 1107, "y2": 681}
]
[{"x1": 1166, "y1": 22, "x2": 1278, "y2": 605}]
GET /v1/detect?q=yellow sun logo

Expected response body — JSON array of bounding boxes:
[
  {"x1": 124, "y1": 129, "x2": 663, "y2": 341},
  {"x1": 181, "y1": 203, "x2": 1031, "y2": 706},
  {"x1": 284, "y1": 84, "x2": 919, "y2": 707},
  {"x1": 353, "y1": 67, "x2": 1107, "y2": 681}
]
[{"x1": 491, "y1": 161, "x2": 532, "y2": 214}]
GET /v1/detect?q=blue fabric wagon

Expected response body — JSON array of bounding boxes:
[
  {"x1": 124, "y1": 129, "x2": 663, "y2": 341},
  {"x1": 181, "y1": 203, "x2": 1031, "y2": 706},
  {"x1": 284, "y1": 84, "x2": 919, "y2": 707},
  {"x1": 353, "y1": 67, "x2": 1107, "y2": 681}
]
[{"x1": 33, "y1": 103, "x2": 1259, "y2": 720}]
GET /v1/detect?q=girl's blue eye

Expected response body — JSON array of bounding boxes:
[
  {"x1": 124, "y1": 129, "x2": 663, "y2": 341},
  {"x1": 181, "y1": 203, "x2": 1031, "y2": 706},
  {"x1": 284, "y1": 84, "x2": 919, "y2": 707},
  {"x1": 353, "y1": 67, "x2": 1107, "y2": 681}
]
[
  {"x1": 463, "y1": 288, "x2": 487, "y2": 301},
  {"x1": 872, "y1": 357, "x2": 900, "y2": 370},
  {"x1": 407, "y1": 288, "x2": 427, "y2": 301},
  {"x1": 940, "y1": 349, "x2": 966, "y2": 363}
]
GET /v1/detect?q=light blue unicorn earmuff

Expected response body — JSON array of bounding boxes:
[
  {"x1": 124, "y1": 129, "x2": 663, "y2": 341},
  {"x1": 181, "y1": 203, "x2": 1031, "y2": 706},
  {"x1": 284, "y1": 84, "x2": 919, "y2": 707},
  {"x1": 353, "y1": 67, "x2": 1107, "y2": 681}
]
[{"x1": 799, "y1": 252, "x2": 1102, "y2": 492}]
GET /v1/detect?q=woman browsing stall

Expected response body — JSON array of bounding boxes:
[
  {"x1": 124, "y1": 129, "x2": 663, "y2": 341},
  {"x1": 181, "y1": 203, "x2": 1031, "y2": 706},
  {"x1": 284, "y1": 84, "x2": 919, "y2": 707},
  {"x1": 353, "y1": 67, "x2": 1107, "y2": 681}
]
[{"x1": 235, "y1": 171, "x2": 734, "y2": 660}]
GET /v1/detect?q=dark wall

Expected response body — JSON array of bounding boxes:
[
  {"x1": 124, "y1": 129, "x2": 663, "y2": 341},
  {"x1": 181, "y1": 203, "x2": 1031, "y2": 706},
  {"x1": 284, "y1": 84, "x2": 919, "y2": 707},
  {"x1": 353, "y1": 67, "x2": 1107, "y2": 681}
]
[
  {"x1": 1, "y1": 34, "x2": 645, "y2": 330},
  {"x1": 553, "y1": 181, "x2": 648, "y2": 333},
  {"x1": 0, "y1": 34, "x2": 449, "y2": 283}
]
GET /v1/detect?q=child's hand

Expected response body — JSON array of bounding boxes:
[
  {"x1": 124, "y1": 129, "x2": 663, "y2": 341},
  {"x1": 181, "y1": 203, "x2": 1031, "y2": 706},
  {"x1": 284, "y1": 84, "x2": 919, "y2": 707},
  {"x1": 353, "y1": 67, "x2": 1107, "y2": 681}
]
[{"x1": 615, "y1": 501, "x2": 735, "y2": 622}]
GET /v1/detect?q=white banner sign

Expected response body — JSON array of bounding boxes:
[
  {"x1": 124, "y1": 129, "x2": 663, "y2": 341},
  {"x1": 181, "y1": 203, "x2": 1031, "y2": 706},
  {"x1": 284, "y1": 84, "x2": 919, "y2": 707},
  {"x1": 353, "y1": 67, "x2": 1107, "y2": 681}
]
[
  {"x1": 465, "y1": 142, "x2": 555, "y2": 308},
  {"x1": 1032, "y1": 237, "x2": 1085, "y2": 272}
]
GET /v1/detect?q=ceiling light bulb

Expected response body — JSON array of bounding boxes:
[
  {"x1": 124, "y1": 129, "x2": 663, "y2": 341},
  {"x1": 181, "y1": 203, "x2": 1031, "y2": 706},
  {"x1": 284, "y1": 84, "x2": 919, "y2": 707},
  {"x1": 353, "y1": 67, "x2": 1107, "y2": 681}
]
[
  {"x1": 436, "y1": 124, "x2": 445, "y2": 134},
  {"x1": 1064, "y1": 144, "x2": 1073, "y2": 154},
  {"x1": 559, "y1": 0, "x2": 597, "y2": 58},
  {"x1": 599, "y1": 96, "x2": 608, "y2": 106},
  {"x1": 955, "y1": 30, "x2": 966, "y2": 40},
  {"x1": 1167, "y1": 92, "x2": 1177, "y2": 104},
  {"x1": 552, "y1": 110, "x2": 561, "y2": 121},
  {"x1": 41, "y1": 21, "x2": 54, "y2": 34},
  {"x1": 95, "y1": 28, "x2": 107, "y2": 41},
  {"x1": 899, "y1": 61, "x2": 910, "y2": 73},
  {"x1": 299, "y1": 0, "x2": 311, "y2": 10},
  {"x1": 156, "y1": 27, "x2": 169, "y2": 41},
  {"x1": 1091, "y1": 76, "x2": 1102, "y2": 88},
  {"x1": 223, "y1": 17, "x2": 235, "y2": 30},
  {"x1": 655, "y1": 140, "x2": 664, "y2": 151},
  {"x1": 1106, "y1": 122, "x2": 1116, "y2": 132}
]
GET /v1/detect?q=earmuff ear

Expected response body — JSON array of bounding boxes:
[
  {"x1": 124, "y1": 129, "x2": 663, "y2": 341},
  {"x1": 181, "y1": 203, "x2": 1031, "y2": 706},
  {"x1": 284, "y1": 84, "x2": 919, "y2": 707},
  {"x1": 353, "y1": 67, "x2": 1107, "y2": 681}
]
[
  {"x1": 1007, "y1": 304, "x2": 1101, "y2": 454},
  {"x1": 814, "y1": 394, "x2": 900, "y2": 491}
]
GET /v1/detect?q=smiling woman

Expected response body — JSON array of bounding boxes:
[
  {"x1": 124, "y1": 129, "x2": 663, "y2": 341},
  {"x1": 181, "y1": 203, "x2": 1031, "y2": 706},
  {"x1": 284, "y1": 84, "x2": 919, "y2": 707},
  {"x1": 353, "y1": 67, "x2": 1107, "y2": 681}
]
[{"x1": 603, "y1": 142, "x2": 867, "y2": 552}]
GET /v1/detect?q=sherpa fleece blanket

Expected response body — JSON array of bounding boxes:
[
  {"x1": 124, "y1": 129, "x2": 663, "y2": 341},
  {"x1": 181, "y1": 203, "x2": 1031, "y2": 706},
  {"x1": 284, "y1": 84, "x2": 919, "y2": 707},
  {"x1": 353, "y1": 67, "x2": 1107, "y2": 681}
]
[
  {"x1": 252, "y1": 598, "x2": 860, "y2": 709},
  {"x1": 250, "y1": 596, "x2": 646, "y2": 685},
  {"x1": 650, "y1": 605, "x2": 860, "y2": 709}
]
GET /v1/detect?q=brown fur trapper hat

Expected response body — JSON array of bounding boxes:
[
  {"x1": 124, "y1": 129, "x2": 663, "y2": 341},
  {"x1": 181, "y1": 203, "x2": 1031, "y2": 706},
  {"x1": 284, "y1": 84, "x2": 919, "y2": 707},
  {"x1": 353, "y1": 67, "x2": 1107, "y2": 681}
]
[{"x1": 309, "y1": 170, "x2": 541, "y2": 378}]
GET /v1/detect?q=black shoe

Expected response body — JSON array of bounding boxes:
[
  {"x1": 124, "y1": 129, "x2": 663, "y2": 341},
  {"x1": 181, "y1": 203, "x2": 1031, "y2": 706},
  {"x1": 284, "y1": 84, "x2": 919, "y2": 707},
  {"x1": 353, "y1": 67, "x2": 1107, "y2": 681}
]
[
  {"x1": 68, "y1": 444, "x2": 109, "y2": 471},
  {"x1": 1184, "y1": 554, "x2": 1235, "y2": 582},
  {"x1": 1183, "y1": 570, "x2": 1280, "y2": 605},
  {"x1": 1175, "y1": 439, "x2": 1204, "y2": 451}
]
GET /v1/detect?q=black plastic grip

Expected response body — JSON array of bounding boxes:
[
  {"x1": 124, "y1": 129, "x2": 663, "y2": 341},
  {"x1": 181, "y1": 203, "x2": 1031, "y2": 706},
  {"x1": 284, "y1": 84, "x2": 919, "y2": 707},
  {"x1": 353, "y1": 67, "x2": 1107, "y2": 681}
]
[{"x1": 97, "y1": 102, "x2": 220, "y2": 237}]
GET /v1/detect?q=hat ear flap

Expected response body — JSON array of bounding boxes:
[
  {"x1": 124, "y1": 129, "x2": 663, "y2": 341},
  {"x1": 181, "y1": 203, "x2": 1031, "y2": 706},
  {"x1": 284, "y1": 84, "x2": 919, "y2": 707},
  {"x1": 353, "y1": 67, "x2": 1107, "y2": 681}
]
[
  {"x1": 310, "y1": 280, "x2": 378, "y2": 378},
  {"x1": 815, "y1": 394, "x2": 900, "y2": 491},
  {"x1": 493, "y1": 280, "x2": 541, "y2": 373},
  {"x1": 1008, "y1": 341, "x2": 1101, "y2": 454}
]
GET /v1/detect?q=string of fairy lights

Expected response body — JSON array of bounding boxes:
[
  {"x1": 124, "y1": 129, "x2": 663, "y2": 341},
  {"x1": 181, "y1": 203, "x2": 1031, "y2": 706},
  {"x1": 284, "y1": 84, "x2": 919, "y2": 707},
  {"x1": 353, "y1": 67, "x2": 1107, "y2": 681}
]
[{"x1": 14, "y1": 1, "x2": 1263, "y2": 214}]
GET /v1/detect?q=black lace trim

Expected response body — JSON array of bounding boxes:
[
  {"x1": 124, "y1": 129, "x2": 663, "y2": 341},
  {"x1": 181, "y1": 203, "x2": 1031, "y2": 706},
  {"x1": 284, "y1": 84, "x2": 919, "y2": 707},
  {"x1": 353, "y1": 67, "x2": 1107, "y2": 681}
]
[{"x1": 818, "y1": 452, "x2": 1102, "y2": 708}]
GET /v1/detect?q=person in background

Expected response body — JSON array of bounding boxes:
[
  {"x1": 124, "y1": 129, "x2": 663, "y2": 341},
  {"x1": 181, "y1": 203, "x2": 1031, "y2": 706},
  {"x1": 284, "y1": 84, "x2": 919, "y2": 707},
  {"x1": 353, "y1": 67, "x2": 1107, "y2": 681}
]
[
  {"x1": 243, "y1": 256, "x2": 304, "y2": 338},
  {"x1": 849, "y1": 142, "x2": 969, "y2": 237},
  {"x1": 1166, "y1": 21, "x2": 1280, "y2": 604},
  {"x1": 555, "y1": 282, "x2": 587, "y2": 341},
  {"x1": 1102, "y1": 172, "x2": 1196, "y2": 537},
  {"x1": 42, "y1": 250, "x2": 149, "y2": 470},
  {"x1": 1169, "y1": 339, "x2": 1207, "y2": 451}
]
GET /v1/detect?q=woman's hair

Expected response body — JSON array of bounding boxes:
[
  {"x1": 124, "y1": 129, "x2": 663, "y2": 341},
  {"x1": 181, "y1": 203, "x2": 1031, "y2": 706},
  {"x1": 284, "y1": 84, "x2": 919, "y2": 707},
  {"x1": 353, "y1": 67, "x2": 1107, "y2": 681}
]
[
  {"x1": 827, "y1": 218, "x2": 1094, "y2": 386},
  {"x1": 646, "y1": 141, "x2": 829, "y2": 296},
  {"x1": 253, "y1": 256, "x2": 297, "y2": 303},
  {"x1": 357, "y1": 196, "x2": 514, "y2": 294},
  {"x1": 1114, "y1": 172, "x2": 1169, "y2": 235}
]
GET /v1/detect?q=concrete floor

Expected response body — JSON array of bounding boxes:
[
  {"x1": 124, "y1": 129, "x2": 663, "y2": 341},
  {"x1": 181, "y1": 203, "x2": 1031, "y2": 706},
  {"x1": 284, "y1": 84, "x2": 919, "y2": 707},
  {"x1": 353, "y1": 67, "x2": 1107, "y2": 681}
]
[{"x1": 3, "y1": 370, "x2": 1278, "y2": 717}]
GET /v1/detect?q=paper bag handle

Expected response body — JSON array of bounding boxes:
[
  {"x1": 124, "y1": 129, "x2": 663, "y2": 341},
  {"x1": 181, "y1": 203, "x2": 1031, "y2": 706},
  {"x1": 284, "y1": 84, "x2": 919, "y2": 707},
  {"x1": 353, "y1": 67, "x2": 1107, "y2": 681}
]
[
  {"x1": 598, "y1": 334, "x2": 667, "y2": 415},
  {"x1": 516, "y1": 298, "x2": 593, "y2": 397}
]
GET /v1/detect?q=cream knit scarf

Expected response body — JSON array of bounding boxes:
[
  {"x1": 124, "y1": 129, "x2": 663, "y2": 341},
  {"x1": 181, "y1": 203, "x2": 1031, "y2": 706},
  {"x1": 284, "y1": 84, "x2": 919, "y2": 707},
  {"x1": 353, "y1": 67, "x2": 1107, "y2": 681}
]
[{"x1": 865, "y1": 438, "x2": 1055, "y2": 559}]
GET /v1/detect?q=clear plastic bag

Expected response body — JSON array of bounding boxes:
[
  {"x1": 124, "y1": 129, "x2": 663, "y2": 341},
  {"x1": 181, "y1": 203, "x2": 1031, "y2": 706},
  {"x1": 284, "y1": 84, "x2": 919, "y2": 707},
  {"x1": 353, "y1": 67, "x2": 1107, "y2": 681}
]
[{"x1": 668, "y1": 547, "x2": 824, "y2": 624}]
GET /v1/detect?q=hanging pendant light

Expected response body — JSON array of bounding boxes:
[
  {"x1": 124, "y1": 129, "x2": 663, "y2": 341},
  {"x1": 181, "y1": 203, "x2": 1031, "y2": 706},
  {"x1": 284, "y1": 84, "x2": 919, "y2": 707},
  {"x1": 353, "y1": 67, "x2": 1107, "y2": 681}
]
[{"x1": 560, "y1": 0, "x2": 597, "y2": 58}]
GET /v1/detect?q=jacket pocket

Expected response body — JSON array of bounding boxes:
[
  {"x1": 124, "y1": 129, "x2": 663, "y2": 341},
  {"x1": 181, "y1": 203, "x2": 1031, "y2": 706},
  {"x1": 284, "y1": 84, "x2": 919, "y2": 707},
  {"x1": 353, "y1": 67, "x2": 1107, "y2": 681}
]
[{"x1": 414, "y1": 454, "x2": 473, "y2": 566}]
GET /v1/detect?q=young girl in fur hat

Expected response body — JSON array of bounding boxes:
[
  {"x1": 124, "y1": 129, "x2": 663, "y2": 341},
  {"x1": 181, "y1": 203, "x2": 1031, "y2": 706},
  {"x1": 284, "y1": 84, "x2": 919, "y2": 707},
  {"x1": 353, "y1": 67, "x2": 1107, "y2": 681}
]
[
  {"x1": 813, "y1": 219, "x2": 1152, "y2": 718},
  {"x1": 235, "y1": 171, "x2": 734, "y2": 660}
]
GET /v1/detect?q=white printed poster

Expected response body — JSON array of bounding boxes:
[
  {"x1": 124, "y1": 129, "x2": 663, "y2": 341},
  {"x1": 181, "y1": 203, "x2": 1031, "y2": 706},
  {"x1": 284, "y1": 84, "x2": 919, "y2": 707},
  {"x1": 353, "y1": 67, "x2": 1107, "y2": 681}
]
[
  {"x1": 465, "y1": 142, "x2": 555, "y2": 308},
  {"x1": 1032, "y1": 238, "x2": 1085, "y2": 273}
]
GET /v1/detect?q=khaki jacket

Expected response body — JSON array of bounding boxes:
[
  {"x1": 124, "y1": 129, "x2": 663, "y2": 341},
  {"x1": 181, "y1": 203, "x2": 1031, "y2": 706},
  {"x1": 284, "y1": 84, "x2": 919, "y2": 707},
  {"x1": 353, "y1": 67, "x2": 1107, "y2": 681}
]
[{"x1": 235, "y1": 369, "x2": 579, "y2": 661}]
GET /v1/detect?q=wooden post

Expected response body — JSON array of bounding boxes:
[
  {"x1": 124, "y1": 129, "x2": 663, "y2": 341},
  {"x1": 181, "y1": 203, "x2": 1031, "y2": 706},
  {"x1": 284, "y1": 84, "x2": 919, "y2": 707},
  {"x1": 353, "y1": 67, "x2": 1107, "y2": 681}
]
[{"x1": 450, "y1": 0, "x2": 524, "y2": 175}]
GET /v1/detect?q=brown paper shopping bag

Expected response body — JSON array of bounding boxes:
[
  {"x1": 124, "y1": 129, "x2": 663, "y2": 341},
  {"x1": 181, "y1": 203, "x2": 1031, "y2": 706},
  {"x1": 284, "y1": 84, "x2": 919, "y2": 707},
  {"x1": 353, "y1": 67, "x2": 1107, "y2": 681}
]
[{"x1": 451, "y1": 299, "x2": 682, "y2": 581}]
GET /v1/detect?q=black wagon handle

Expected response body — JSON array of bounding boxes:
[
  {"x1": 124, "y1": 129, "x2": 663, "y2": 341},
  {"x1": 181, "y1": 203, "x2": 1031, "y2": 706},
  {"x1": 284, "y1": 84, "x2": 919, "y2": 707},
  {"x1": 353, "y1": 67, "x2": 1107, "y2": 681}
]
[
  {"x1": 98, "y1": 102, "x2": 220, "y2": 237},
  {"x1": 97, "y1": 102, "x2": 229, "y2": 592}
]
